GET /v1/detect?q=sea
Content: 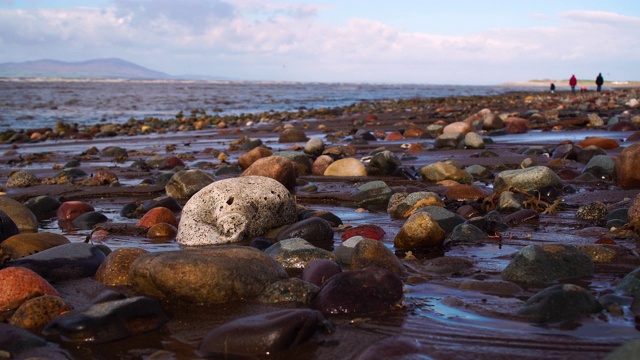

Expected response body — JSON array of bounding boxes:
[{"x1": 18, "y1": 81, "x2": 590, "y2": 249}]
[{"x1": 0, "y1": 78, "x2": 543, "y2": 131}]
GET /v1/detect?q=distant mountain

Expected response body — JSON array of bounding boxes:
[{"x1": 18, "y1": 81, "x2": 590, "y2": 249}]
[{"x1": 0, "y1": 58, "x2": 172, "y2": 79}]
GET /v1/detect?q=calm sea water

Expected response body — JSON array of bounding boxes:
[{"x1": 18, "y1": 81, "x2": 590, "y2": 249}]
[{"x1": 0, "y1": 79, "x2": 542, "y2": 131}]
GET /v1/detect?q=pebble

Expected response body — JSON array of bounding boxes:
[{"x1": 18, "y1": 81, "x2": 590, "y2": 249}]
[
  {"x1": 323, "y1": 157, "x2": 367, "y2": 176},
  {"x1": 304, "y1": 137, "x2": 325, "y2": 157},
  {"x1": 130, "y1": 247, "x2": 287, "y2": 304},
  {"x1": 628, "y1": 193, "x2": 640, "y2": 223},
  {"x1": 0, "y1": 232, "x2": 70, "y2": 260},
  {"x1": 341, "y1": 224, "x2": 385, "y2": 241},
  {"x1": 444, "y1": 223, "x2": 488, "y2": 246},
  {"x1": 333, "y1": 236, "x2": 367, "y2": 265},
  {"x1": 278, "y1": 127, "x2": 308, "y2": 143},
  {"x1": 615, "y1": 265, "x2": 640, "y2": 297},
  {"x1": 518, "y1": 284, "x2": 601, "y2": 323},
  {"x1": 576, "y1": 201, "x2": 608, "y2": 222},
  {"x1": 265, "y1": 238, "x2": 338, "y2": 276},
  {"x1": 365, "y1": 150, "x2": 402, "y2": 175},
  {"x1": 9, "y1": 295, "x2": 72, "y2": 333},
  {"x1": 355, "y1": 336, "x2": 429, "y2": 360},
  {"x1": 241, "y1": 155, "x2": 298, "y2": 189},
  {"x1": 614, "y1": 142, "x2": 640, "y2": 187},
  {"x1": 95, "y1": 247, "x2": 149, "y2": 286},
  {"x1": 351, "y1": 238, "x2": 407, "y2": 276},
  {"x1": 443, "y1": 121, "x2": 473, "y2": 135},
  {"x1": 312, "y1": 155, "x2": 334, "y2": 175},
  {"x1": 272, "y1": 151, "x2": 313, "y2": 175},
  {"x1": 444, "y1": 184, "x2": 487, "y2": 201},
  {"x1": 23, "y1": 195, "x2": 61, "y2": 221},
  {"x1": 136, "y1": 207, "x2": 178, "y2": 228},
  {"x1": 0, "y1": 267, "x2": 59, "y2": 311},
  {"x1": 237, "y1": 146, "x2": 273, "y2": 169},
  {"x1": 56, "y1": 200, "x2": 95, "y2": 221},
  {"x1": 577, "y1": 136, "x2": 619, "y2": 150},
  {"x1": 146, "y1": 222, "x2": 178, "y2": 238},
  {"x1": 71, "y1": 210, "x2": 108, "y2": 230},
  {"x1": 176, "y1": 176, "x2": 297, "y2": 245},
  {"x1": 414, "y1": 206, "x2": 466, "y2": 233},
  {"x1": 302, "y1": 258, "x2": 342, "y2": 286},
  {"x1": 0, "y1": 323, "x2": 72, "y2": 359},
  {"x1": 434, "y1": 132, "x2": 464, "y2": 149},
  {"x1": 6, "y1": 169, "x2": 39, "y2": 187},
  {"x1": 165, "y1": 169, "x2": 215, "y2": 200},
  {"x1": 582, "y1": 154, "x2": 615, "y2": 179},
  {"x1": 493, "y1": 166, "x2": 563, "y2": 192},
  {"x1": 417, "y1": 256, "x2": 475, "y2": 275},
  {"x1": 394, "y1": 211, "x2": 446, "y2": 249},
  {"x1": 464, "y1": 132, "x2": 485, "y2": 149},
  {"x1": 576, "y1": 144, "x2": 607, "y2": 164},
  {"x1": 257, "y1": 277, "x2": 319, "y2": 304},
  {"x1": 501, "y1": 244, "x2": 594, "y2": 284},
  {"x1": 0, "y1": 209, "x2": 21, "y2": 242},
  {"x1": 348, "y1": 180, "x2": 395, "y2": 210},
  {"x1": 420, "y1": 161, "x2": 472, "y2": 184},
  {"x1": 276, "y1": 217, "x2": 334, "y2": 247},
  {"x1": 387, "y1": 191, "x2": 443, "y2": 219}
]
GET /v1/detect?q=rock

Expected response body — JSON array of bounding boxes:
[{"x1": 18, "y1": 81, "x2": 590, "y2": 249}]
[
  {"x1": 387, "y1": 192, "x2": 443, "y2": 219},
  {"x1": 143, "y1": 196, "x2": 182, "y2": 213},
  {"x1": 0, "y1": 197, "x2": 36, "y2": 233},
  {"x1": 130, "y1": 247, "x2": 287, "y2": 304},
  {"x1": 583, "y1": 155, "x2": 615, "y2": 179},
  {"x1": 302, "y1": 259, "x2": 342, "y2": 287},
  {"x1": 0, "y1": 232, "x2": 70, "y2": 260},
  {"x1": 576, "y1": 202, "x2": 608, "y2": 223},
  {"x1": 298, "y1": 209, "x2": 343, "y2": 226},
  {"x1": 101, "y1": 146, "x2": 128, "y2": 158},
  {"x1": 615, "y1": 266, "x2": 640, "y2": 297},
  {"x1": 384, "y1": 131, "x2": 403, "y2": 141},
  {"x1": 366, "y1": 150, "x2": 402, "y2": 176},
  {"x1": 504, "y1": 117, "x2": 529, "y2": 133},
  {"x1": 56, "y1": 201, "x2": 95, "y2": 221},
  {"x1": 614, "y1": 143, "x2": 640, "y2": 187},
  {"x1": 238, "y1": 146, "x2": 273, "y2": 169},
  {"x1": 7, "y1": 169, "x2": 39, "y2": 187},
  {"x1": 0, "y1": 210, "x2": 20, "y2": 243},
  {"x1": 165, "y1": 169, "x2": 215, "y2": 200},
  {"x1": 445, "y1": 223, "x2": 488, "y2": 246},
  {"x1": 80, "y1": 168, "x2": 119, "y2": 186},
  {"x1": 464, "y1": 132, "x2": 485, "y2": 149},
  {"x1": 351, "y1": 238, "x2": 407, "y2": 276},
  {"x1": 265, "y1": 238, "x2": 338, "y2": 276},
  {"x1": 324, "y1": 157, "x2": 367, "y2": 176},
  {"x1": 503, "y1": 209, "x2": 540, "y2": 226},
  {"x1": 278, "y1": 127, "x2": 309, "y2": 143},
  {"x1": 576, "y1": 145, "x2": 607, "y2": 164},
  {"x1": 276, "y1": 217, "x2": 334, "y2": 247},
  {"x1": 0, "y1": 323, "x2": 72, "y2": 359},
  {"x1": 434, "y1": 132, "x2": 464, "y2": 149},
  {"x1": 177, "y1": 176, "x2": 297, "y2": 245},
  {"x1": 42, "y1": 296, "x2": 169, "y2": 343},
  {"x1": 444, "y1": 184, "x2": 487, "y2": 201},
  {"x1": 23, "y1": 195, "x2": 61, "y2": 221},
  {"x1": 241, "y1": 155, "x2": 297, "y2": 190},
  {"x1": 333, "y1": 236, "x2": 367, "y2": 265},
  {"x1": 9, "y1": 295, "x2": 72, "y2": 333},
  {"x1": 443, "y1": 121, "x2": 473, "y2": 135},
  {"x1": 70, "y1": 211, "x2": 108, "y2": 230},
  {"x1": 394, "y1": 211, "x2": 446, "y2": 249},
  {"x1": 355, "y1": 336, "x2": 429, "y2": 360},
  {"x1": 414, "y1": 206, "x2": 466, "y2": 234},
  {"x1": 417, "y1": 256, "x2": 474, "y2": 275},
  {"x1": 587, "y1": 113, "x2": 605, "y2": 127},
  {"x1": 501, "y1": 244, "x2": 594, "y2": 284},
  {"x1": 349, "y1": 180, "x2": 395, "y2": 210},
  {"x1": 0, "y1": 267, "x2": 59, "y2": 311},
  {"x1": 95, "y1": 247, "x2": 149, "y2": 286},
  {"x1": 481, "y1": 113, "x2": 504, "y2": 130},
  {"x1": 518, "y1": 284, "x2": 602, "y2": 323},
  {"x1": 577, "y1": 136, "x2": 619, "y2": 150},
  {"x1": 3, "y1": 243, "x2": 107, "y2": 283},
  {"x1": 629, "y1": 193, "x2": 640, "y2": 223},
  {"x1": 312, "y1": 155, "x2": 334, "y2": 175},
  {"x1": 199, "y1": 309, "x2": 329, "y2": 357},
  {"x1": 497, "y1": 190, "x2": 525, "y2": 213},
  {"x1": 315, "y1": 266, "x2": 404, "y2": 315},
  {"x1": 136, "y1": 207, "x2": 178, "y2": 228},
  {"x1": 605, "y1": 339, "x2": 640, "y2": 360},
  {"x1": 342, "y1": 224, "x2": 385, "y2": 241},
  {"x1": 493, "y1": 166, "x2": 563, "y2": 192},
  {"x1": 420, "y1": 162, "x2": 472, "y2": 184},
  {"x1": 147, "y1": 223, "x2": 178, "y2": 238},
  {"x1": 273, "y1": 151, "x2": 312, "y2": 175},
  {"x1": 304, "y1": 137, "x2": 325, "y2": 157},
  {"x1": 257, "y1": 277, "x2": 319, "y2": 304}
]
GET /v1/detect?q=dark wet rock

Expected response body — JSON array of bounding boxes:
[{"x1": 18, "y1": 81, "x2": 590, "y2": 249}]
[
  {"x1": 445, "y1": 223, "x2": 488, "y2": 246},
  {"x1": 145, "y1": 154, "x2": 171, "y2": 168},
  {"x1": 2, "y1": 242, "x2": 107, "y2": 282},
  {"x1": 71, "y1": 210, "x2": 108, "y2": 229},
  {"x1": 23, "y1": 195, "x2": 61, "y2": 221},
  {"x1": 465, "y1": 211, "x2": 509, "y2": 236},
  {"x1": 143, "y1": 195, "x2": 182, "y2": 212},
  {"x1": 576, "y1": 145, "x2": 608, "y2": 164},
  {"x1": 465, "y1": 164, "x2": 494, "y2": 180},
  {"x1": 349, "y1": 180, "x2": 395, "y2": 210},
  {"x1": 302, "y1": 258, "x2": 342, "y2": 287},
  {"x1": 604, "y1": 208, "x2": 629, "y2": 224},
  {"x1": 333, "y1": 236, "x2": 367, "y2": 265},
  {"x1": 614, "y1": 143, "x2": 640, "y2": 187},
  {"x1": 304, "y1": 137, "x2": 325, "y2": 157},
  {"x1": 504, "y1": 209, "x2": 540, "y2": 226},
  {"x1": 54, "y1": 168, "x2": 88, "y2": 182},
  {"x1": 575, "y1": 244, "x2": 633, "y2": 263},
  {"x1": 366, "y1": 150, "x2": 402, "y2": 176},
  {"x1": 278, "y1": 127, "x2": 309, "y2": 143},
  {"x1": 249, "y1": 236, "x2": 273, "y2": 251},
  {"x1": 273, "y1": 151, "x2": 313, "y2": 175},
  {"x1": 501, "y1": 244, "x2": 594, "y2": 284},
  {"x1": 0, "y1": 196, "x2": 38, "y2": 233},
  {"x1": 456, "y1": 204, "x2": 482, "y2": 219},
  {"x1": 238, "y1": 146, "x2": 273, "y2": 169},
  {"x1": 518, "y1": 284, "x2": 602, "y2": 323},
  {"x1": 56, "y1": 200, "x2": 94, "y2": 221},
  {"x1": 276, "y1": 217, "x2": 334, "y2": 247},
  {"x1": 0, "y1": 267, "x2": 60, "y2": 310},
  {"x1": 177, "y1": 176, "x2": 297, "y2": 245},
  {"x1": 214, "y1": 164, "x2": 243, "y2": 176},
  {"x1": 101, "y1": 146, "x2": 128, "y2": 158},
  {"x1": 629, "y1": 193, "x2": 640, "y2": 223},
  {"x1": 242, "y1": 137, "x2": 264, "y2": 151},
  {"x1": 257, "y1": 277, "x2": 319, "y2": 304},
  {"x1": 42, "y1": 296, "x2": 168, "y2": 343},
  {"x1": 0, "y1": 209, "x2": 20, "y2": 243},
  {"x1": 493, "y1": 166, "x2": 563, "y2": 192},
  {"x1": 355, "y1": 336, "x2": 430, "y2": 360},
  {"x1": 165, "y1": 169, "x2": 215, "y2": 200},
  {"x1": 315, "y1": 266, "x2": 404, "y2": 315},
  {"x1": 420, "y1": 161, "x2": 472, "y2": 183},
  {"x1": 130, "y1": 247, "x2": 287, "y2": 304},
  {"x1": 199, "y1": 309, "x2": 329, "y2": 357},
  {"x1": 435, "y1": 131, "x2": 464, "y2": 149},
  {"x1": 136, "y1": 207, "x2": 178, "y2": 228},
  {"x1": 7, "y1": 169, "x2": 39, "y2": 187},
  {"x1": 351, "y1": 238, "x2": 407, "y2": 276},
  {"x1": 394, "y1": 211, "x2": 446, "y2": 249},
  {"x1": 324, "y1": 157, "x2": 367, "y2": 176},
  {"x1": 298, "y1": 209, "x2": 343, "y2": 226},
  {"x1": 583, "y1": 155, "x2": 615, "y2": 179},
  {"x1": 458, "y1": 279, "x2": 523, "y2": 296},
  {"x1": 95, "y1": 247, "x2": 149, "y2": 286},
  {"x1": 615, "y1": 266, "x2": 640, "y2": 297},
  {"x1": 576, "y1": 201, "x2": 608, "y2": 223},
  {"x1": 0, "y1": 232, "x2": 70, "y2": 260},
  {"x1": 605, "y1": 339, "x2": 640, "y2": 360},
  {"x1": 419, "y1": 256, "x2": 474, "y2": 275},
  {"x1": 0, "y1": 323, "x2": 72, "y2": 360},
  {"x1": 444, "y1": 184, "x2": 487, "y2": 202},
  {"x1": 265, "y1": 238, "x2": 338, "y2": 277},
  {"x1": 9, "y1": 295, "x2": 72, "y2": 333},
  {"x1": 241, "y1": 155, "x2": 297, "y2": 189},
  {"x1": 342, "y1": 224, "x2": 385, "y2": 240},
  {"x1": 414, "y1": 206, "x2": 466, "y2": 234},
  {"x1": 387, "y1": 191, "x2": 443, "y2": 219},
  {"x1": 552, "y1": 143, "x2": 580, "y2": 160}
]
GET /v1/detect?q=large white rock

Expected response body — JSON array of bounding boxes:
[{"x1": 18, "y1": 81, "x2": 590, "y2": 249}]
[{"x1": 177, "y1": 176, "x2": 297, "y2": 246}]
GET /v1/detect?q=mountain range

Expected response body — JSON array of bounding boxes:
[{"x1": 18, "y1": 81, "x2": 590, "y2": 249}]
[{"x1": 0, "y1": 58, "x2": 228, "y2": 80}]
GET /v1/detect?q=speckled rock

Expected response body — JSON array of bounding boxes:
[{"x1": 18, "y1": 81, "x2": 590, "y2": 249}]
[
  {"x1": 177, "y1": 176, "x2": 297, "y2": 245},
  {"x1": 136, "y1": 207, "x2": 178, "y2": 228},
  {"x1": 518, "y1": 284, "x2": 602, "y2": 323},
  {"x1": 394, "y1": 211, "x2": 446, "y2": 249},
  {"x1": 0, "y1": 196, "x2": 38, "y2": 233},
  {"x1": 324, "y1": 157, "x2": 367, "y2": 176},
  {"x1": 387, "y1": 191, "x2": 444, "y2": 219},
  {"x1": 420, "y1": 161, "x2": 472, "y2": 184},
  {"x1": 502, "y1": 244, "x2": 594, "y2": 284},
  {"x1": 130, "y1": 247, "x2": 287, "y2": 304},
  {"x1": 241, "y1": 155, "x2": 297, "y2": 189},
  {"x1": 0, "y1": 267, "x2": 59, "y2": 311},
  {"x1": 493, "y1": 166, "x2": 563, "y2": 192},
  {"x1": 265, "y1": 238, "x2": 338, "y2": 277},
  {"x1": 351, "y1": 238, "x2": 407, "y2": 276},
  {"x1": 576, "y1": 201, "x2": 608, "y2": 222},
  {"x1": 9, "y1": 295, "x2": 72, "y2": 333},
  {"x1": 628, "y1": 193, "x2": 640, "y2": 223},
  {"x1": 464, "y1": 132, "x2": 485, "y2": 149},
  {"x1": 0, "y1": 232, "x2": 70, "y2": 260},
  {"x1": 6, "y1": 169, "x2": 39, "y2": 187},
  {"x1": 257, "y1": 277, "x2": 319, "y2": 304},
  {"x1": 95, "y1": 247, "x2": 149, "y2": 286},
  {"x1": 614, "y1": 142, "x2": 640, "y2": 187},
  {"x1": 165, "y1": 169, "x2": 215, "y2": 200}
]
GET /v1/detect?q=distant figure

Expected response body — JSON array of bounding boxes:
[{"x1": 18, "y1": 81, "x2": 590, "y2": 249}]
[
  {"x1": 569, "y1": 75, "x2": 577, "y2": 93},
  {"x1": 550, "y1": 83, "x2": 556, "y2": 94},
  {"x1": 596, "y1": 73, "x2": 604, "y2": 92},
  {"x1": 581, "y1": 86, "x2": 587, "y2": 92}
]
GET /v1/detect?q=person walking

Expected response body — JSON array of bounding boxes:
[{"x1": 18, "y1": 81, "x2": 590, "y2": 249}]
[
  {"x1": 550, "y1": 82, "x2": 556, "y2": 94},
  {"x1": 569, "y1": 75, "x2": 577, "y2": 93},
  {"x1": 596, "y1": 73, "x2": 604, "y2": 92}
]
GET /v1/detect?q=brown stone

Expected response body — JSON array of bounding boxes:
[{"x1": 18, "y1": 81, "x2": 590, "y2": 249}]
[
  {"x1": 136, "y1": 207, "x2": 178, "y2": 228},
  {"x1": 147, "y1": 223, "x2": 178, "y2": 239},
  {"x1": 0, "y1": 232, "x2": 70, "y2": 260},
  {"x1": 95, "y1": 247, "x2": 149, "y2": 286},
  {"x1": 238, "y1": 146, "x2": 273, "y2": 169},
  {"x1": 9, "y1": 295, "x2": 71, "y2": 333},
  {"x1": 0, "y1": 267, "x2": 59, "y2": 311},
  {"x1": 615, "y1": 143, "x2": 640, "y2": 187},
  {"x1": 444, "y1": 184, "x2": 488, "y2": 201},
  {"x1": 394, "y1": 212, "x2": 446, "y2": 249},
  {"x1": 56, "y1": 201, "x2": 95, "y2": 221},
  {"x1": 577, "y1": 137, "x2": 620, "y2": 150},
  {"x1": 241, "y1": 156, "x2": 297, "y2": 190}
]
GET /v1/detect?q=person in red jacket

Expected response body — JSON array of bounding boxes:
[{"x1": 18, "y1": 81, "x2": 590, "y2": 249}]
[{"x1": 569, "y1": 75, "x2": 577, "y2": 93}]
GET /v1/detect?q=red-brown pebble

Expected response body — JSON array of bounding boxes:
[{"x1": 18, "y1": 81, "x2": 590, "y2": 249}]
[
  {"x1": 384, "y1": 131, "x2": 403, "y2": 141},
  {"x1": 136, "y1": 207, "x2": 178, "y2": 228},
  {"x1": 147, "y1": 223, "x2": 178, "y2": 239},
  {"x1": 577, "y1": 137, "x2": 619, "y2": 150},
  {"x1": 444, "y1": 184, "x2": 488, "y2": 201},
  {"x1": 238, "y1": 146, "x2": 273, "y2": 169},
  {"x1": 9, "y1": 295, "x2": 71, "y2": 333},
  {"x1": 241, "y1": 156, "x2": 297, "y2": 189},
  {"x1": 95, "y1": 247, "x2": 150, "y2": 286},
  {"x1": 0, "y1": 267, "x2": 59, "y2": 311},
  {"x1": 56, "y1": 201, "x2": 94, "y2": 221}
]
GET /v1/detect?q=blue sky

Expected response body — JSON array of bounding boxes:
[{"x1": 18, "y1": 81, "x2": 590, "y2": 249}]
[{"x1": 1, "y1": 0, "x2": 639, "y2": 84}]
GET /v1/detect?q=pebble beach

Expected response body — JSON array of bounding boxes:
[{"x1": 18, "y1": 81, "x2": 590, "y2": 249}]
[{"x1": 1, "y1": 86, "x2": 640, "y2": 359}]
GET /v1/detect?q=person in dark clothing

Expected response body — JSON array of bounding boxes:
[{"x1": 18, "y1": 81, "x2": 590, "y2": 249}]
[
  {"x1": 550, "y1": 83, "x2": 555, "y2": 94},
  {"x1": 569, "y1": 75, "x2": 577, "y2": 93},
  {"x1": 596, "y1": 73, "x2": 604, "y2": 92}
]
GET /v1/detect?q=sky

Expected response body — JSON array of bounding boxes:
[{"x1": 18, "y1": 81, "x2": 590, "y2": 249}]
[{"x1": 1, "y1": 0, "x2": 639, "y2": 85}]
